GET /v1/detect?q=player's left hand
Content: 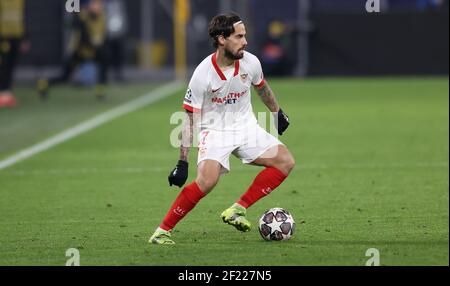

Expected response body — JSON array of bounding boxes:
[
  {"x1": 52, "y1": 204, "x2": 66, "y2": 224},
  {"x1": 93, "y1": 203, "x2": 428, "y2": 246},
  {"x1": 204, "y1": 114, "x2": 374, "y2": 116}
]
[{"x1": 276, "y1": 108, "x2": 290, "y2": 135}]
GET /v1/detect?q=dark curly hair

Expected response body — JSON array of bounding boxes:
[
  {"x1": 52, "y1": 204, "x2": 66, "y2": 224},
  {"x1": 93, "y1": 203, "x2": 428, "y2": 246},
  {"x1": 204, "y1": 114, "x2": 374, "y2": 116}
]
[{"x1": 208, "y1": 12, "x2": 242, "y2": 48}]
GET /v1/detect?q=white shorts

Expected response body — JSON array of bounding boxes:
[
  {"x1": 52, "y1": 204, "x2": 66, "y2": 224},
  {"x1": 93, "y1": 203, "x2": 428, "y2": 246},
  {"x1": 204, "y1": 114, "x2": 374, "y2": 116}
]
[{"x1": 197, "y1": 125, "x2": 283, "y2": 174}]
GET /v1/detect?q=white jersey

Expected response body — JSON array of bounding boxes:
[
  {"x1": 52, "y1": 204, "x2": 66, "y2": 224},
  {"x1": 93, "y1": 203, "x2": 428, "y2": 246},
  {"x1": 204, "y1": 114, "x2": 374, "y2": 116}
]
[{"x1": 183, "y1": 51, "x2": 265, "y2": 131}]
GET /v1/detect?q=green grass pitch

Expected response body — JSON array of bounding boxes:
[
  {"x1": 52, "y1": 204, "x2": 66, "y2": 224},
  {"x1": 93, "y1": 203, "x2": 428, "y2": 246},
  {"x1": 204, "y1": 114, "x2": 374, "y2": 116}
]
[{"x1": 0, "y1": 77, "x2": 448, "y2": 265}]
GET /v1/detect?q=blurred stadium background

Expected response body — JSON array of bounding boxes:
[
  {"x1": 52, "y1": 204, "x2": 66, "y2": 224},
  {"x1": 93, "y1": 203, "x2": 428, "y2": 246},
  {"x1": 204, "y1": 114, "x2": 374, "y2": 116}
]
[
  {"x1": 0, "y1": 0, "x2": 448, "y2": 266},
  {"x1": 5, "y1": 0, "x2": 449, "y2": 83}
]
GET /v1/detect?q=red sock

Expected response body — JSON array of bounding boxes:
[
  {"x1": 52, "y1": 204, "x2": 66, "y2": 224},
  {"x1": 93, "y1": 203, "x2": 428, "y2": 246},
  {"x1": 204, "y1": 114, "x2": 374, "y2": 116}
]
[
  {"x1": 237, "y1": 167, "x2": 287, "y2": 208},
  {"x1": 160, "y1": 182, "x2": 206, "y2": 231}
]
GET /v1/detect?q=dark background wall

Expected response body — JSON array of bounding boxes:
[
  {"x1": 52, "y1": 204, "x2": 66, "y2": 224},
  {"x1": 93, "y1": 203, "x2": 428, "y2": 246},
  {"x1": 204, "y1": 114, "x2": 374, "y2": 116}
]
[
  {"x1": 22, "y1": 0, "x2": 64, "y2": 66},
  {"x1": 309, "y1": 11, "x2": 449, "y2": 75},
  {"x1": 16, "y1": 0, "x2": 449, "y2": 76}
]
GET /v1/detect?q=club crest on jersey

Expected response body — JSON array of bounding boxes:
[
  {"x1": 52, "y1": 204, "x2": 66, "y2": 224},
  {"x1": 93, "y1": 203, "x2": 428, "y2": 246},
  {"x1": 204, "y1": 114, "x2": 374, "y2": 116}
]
[{"x1": 240, "y1": 73, "x2": 248, "y2": 83}]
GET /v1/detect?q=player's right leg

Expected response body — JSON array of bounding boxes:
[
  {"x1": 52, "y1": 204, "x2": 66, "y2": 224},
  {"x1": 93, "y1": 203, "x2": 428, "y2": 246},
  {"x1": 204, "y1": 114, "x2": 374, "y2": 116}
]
[{"x1": 149, "y1": 160, "x2": 222, "y2": 245}]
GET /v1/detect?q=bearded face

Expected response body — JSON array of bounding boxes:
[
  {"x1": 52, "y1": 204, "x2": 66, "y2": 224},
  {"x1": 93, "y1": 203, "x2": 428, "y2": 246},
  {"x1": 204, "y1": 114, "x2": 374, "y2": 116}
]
[{"x1": 222, "y1": 23, "x2": 247, "y2": 60}]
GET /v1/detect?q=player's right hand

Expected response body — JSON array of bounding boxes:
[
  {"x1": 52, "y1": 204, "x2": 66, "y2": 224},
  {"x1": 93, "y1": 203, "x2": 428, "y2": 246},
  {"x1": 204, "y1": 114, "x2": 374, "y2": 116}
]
[{"x1": 168, "y1": 160, "x2": 188, "y2": 188}]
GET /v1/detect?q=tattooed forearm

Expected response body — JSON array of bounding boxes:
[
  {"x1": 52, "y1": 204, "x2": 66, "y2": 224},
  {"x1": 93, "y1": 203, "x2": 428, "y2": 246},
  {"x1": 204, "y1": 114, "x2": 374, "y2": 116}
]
[
  {"x1": 255, "y1": 82, "x2": 280, "y2": 112},
  {"x1": 180, "y1": 111, "x2": 194, "y2": 162}
]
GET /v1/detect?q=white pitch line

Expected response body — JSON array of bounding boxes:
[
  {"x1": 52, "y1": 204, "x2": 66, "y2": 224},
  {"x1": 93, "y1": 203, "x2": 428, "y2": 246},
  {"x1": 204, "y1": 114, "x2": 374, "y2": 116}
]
[{"x1": 0, "y1": 81, "x2": 184, "y2": 171}]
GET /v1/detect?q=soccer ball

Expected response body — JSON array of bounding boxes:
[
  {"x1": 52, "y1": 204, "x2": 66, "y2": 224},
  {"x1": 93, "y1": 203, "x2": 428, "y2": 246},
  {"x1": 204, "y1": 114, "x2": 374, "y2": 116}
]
[{"x1": 258, "y1": 207, "x2": 295, "y2": 241}]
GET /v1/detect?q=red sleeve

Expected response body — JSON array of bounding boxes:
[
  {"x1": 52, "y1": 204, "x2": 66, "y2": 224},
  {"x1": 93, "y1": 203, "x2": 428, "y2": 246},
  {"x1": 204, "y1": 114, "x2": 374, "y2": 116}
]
[
  {"x1": 253, "y1": 79, "x2": 266, "y2": 89},
  {"x1": 182, "y1": 104, "x2": 200, "y2": 113}
]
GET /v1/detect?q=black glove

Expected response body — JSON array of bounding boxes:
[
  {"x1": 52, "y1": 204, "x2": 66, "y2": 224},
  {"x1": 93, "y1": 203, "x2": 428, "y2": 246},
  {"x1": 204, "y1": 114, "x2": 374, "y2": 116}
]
[
  {"x1": 276, "y1": 108, "x2": 290, "y2": 135},
  {"x1": 168, "y1": 160, "x2": 188, "y2": 187}
]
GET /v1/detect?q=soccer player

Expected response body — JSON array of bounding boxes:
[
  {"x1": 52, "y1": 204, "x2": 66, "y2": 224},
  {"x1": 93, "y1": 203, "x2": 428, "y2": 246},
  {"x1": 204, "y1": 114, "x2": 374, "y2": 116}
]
[{"x1": 149, "y1": 13, "x2": 295, "y2": 244}]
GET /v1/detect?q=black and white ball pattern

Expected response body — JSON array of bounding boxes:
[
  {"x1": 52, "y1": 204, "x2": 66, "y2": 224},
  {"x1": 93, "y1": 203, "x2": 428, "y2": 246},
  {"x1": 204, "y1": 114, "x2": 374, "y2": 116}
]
[{"x1": 258, "y1": 208, "x2": 295, "y2": 241}]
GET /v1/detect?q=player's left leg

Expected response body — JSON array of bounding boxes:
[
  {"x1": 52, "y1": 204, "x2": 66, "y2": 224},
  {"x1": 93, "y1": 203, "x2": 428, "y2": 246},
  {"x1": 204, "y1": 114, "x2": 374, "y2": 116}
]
[
  {"x1": 225, "y1": 144, "x2": 295, "y2": 211},
  {"x1": 250, "y1": 144, "x2": 295, "y2": 177},
  {"x1": 221, "y1": 123, "x2": 295, "y2": 231},
  {"x1": 240, "y1": 144, "x2": 294, "y2": 208},
  {"x1": 221, "y1": 121, "x2": 296, "y2": 231},
  {"x1": 243, "y1": 144, "x2": 295, "y2": 202}
]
